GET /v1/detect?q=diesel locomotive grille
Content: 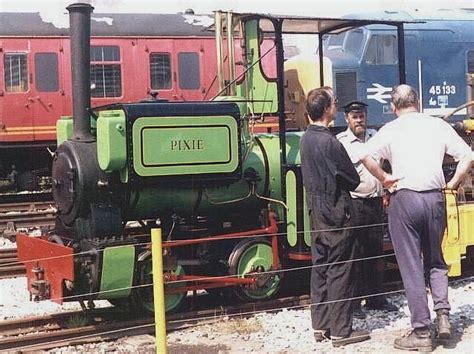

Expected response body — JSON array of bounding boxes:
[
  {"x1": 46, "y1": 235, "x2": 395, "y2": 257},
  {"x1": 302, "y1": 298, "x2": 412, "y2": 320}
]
[{"x1": 335, "y1": 71, "x2": 357, "y2": 111}]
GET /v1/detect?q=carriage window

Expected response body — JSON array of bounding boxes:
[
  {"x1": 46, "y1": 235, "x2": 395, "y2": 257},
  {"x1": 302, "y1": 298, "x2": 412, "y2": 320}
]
[
  {"x1": 35, "y1": 53, "x2": 58, "y2": 92},
  {"x1": 365, "y1": 34, "x2": 398, "y2": 65},
  {"x1": 90, "y1": 46, "x2": 122, "y2": 97},
  {"x1": 468, "y1": 51, "x2": 474, "y2": 74},
  {"x1": 150, "y1": 53, "x2": 172, "y2": 89},
  {"x1": 178, "y1": 52, "x2": 200, "y2": 90},
  {"x1": 4, "y1": 53, "x2": 28, "y2": 92}
]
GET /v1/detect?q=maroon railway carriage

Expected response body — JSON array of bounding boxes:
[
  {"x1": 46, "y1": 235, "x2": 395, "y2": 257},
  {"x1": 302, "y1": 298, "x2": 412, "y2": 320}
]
[{"x1": 0, "y1": 11, "x2": 222, "y2": 191}]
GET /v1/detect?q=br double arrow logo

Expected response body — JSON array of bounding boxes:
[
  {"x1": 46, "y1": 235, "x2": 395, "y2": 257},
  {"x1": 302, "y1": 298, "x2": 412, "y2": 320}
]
[{"x1": 366, "y1": 83, "x2": 391, "y2": 104}]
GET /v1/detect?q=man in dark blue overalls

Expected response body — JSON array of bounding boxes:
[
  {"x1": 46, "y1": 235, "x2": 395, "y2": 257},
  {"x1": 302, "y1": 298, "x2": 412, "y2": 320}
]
[{"x1": 300, "y1": 87, "x2": 370, "y2": 348}]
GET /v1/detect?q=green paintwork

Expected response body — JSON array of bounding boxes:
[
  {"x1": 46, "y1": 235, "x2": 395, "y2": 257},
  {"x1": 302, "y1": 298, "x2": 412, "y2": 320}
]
[
  {"x1": 56, "y1": 116, "x2": 73, "y2": 146},
  {"x1": 236, "y1": 20, "x2": 278, "y2": 115},
  {"x1": 164, "y1": 265, "x2": 187, "y2": 312},
  {"x1": 98, "y1": 245, "x2": 135, "y2": 299},
  {"x1": 254, "y1": 134, "x2": 283, "y2": 217},
  {"x1": 285, "y1": 132, "x2": 303, "y2": 165},
  {"x1": 213, "y1": 95, "x2": 253, "y2": 151},
  {"x1": 56, "y1": 115, "x2": 98, "y2": 146},
  {"x1": 236, "y1": 242, "x2": 280, "y2": 300},
  {"x1": 97, "y1": 110, "x2": 127, "y2": 172},
  {"x1": 286, "y1": 170, "x2": 297, "y2": 246},
  {"x1": 123, "y1": 134, "x2": 267, "y2": 219},
  {"x1": 254, "y1": 131, "x2": 303, "y2": 218},
  {"x1": 119, "y1": 166, "x2": 129, "y2": 184},
  {"x1": 132, "y1": 116, "x2": 239, "y2": 177},
  {"x1": 303, "y1": 188, "x2": 312, "y2": 247}
]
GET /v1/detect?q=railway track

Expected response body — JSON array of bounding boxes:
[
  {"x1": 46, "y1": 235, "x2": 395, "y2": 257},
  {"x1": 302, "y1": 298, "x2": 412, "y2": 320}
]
[
  {"x1": 0, "y1": 201, "x2": 56, "y2": 278},
  {"x1": 0, "y1": 201, "x2": 56, "y2": 240},
  {"x1": 0, "y1": 293, "x2": 322, "y2": 352},
  {"x1": 0, "y1": 266, "x2": 470, "y2": 352},
  {"x1": 0, "y1": 248, "x2": 24, "y2": 279},
  {"x1": 0, "y1": 190, "x2": 52, "y2": 204}
]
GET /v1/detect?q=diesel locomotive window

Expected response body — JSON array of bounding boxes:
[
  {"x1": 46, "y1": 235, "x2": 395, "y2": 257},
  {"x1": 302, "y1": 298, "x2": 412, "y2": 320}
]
[
  {"x1": 4, "y1": 53, "x2": 28, "y2": 92},
  {"x1": 178, "y1": 52, "x2": 200, "y2": 90},
  {"x1": 343, "y1": 29, "x2": 365, "y2": 59},
  {"x1": 150, "y1": 53, "x2": 172, "y2": 89},
  {"x1": 468, "y1": 51, "x2": 474, "y2": 74},
  {"x1": 35, "y1": 53, "x2": 59, "y2": 92},
  {"x1": 365, "y1": 34, "x2": 398, "y2": 65},
  {"x1": 90, "y1": 46, "x2": 122, "y2": 98}
]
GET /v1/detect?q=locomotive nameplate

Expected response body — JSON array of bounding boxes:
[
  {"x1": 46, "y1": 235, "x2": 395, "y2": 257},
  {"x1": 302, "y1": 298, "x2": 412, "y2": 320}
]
[{"x1": 132, "y1": 115, "x2": 239, "y2": 177}]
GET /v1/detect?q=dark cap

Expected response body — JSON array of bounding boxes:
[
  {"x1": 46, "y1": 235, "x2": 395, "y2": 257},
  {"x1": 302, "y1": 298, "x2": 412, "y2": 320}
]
[{"x1": 343, "y1": 101, "x2": 368, "y2": 113}]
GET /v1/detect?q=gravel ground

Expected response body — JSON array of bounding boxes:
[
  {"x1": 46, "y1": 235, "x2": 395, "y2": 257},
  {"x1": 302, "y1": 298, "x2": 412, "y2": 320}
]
[
  {"x1": 0, "y1": 277, "x2": 111, "y2": 320},
  {"x1": 0, "y1": 236, "x2": 16, "y2": 249},
  {"x1": 1, "y1": 273, "x2": 472, "y2": 353}
]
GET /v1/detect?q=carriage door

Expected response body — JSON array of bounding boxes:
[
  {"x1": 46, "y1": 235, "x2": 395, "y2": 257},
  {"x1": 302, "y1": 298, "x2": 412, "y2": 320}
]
[
  {"x1": 138, "y1": 39, "x2": 177, "y2": 101},
  {"x1": 0, "y1": 39, "x2": 34, "y2": 143},
  {"x1": 29, "y1": 39, "x2": 65, "y2": 142},
  {"x1": 174, "y1": 40, "x2": 207, "y2": 101}
]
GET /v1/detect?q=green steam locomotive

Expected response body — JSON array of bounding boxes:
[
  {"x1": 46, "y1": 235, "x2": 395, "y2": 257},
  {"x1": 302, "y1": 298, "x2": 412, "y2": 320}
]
[{"x1": 17, "y1": 4, "x2": 473, "y2": 314}]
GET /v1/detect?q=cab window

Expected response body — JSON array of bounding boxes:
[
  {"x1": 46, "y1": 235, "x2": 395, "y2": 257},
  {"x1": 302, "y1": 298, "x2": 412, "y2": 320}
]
[
  {"x1": 468, "y1": 51, "x2": 474, "y2": 74},
  {"x1": 365, "y1": 34, "x2": 398, "y2": 65}
]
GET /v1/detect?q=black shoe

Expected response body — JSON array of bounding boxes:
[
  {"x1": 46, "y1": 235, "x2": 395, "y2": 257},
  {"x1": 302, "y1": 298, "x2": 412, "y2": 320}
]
[
  {"x1": 393, "y1": 328, "x2": 432, "y2": 352},
  {"x1": 314, "y1": 329, "x2": 331, "y2": 342},
  {"x1": 353, "y1": 307, "x2": 367, "y2": 319},
  {"x1": 366, "y1": 299, "x2": 398, "y2": 312},
  {"x1": 436, "y1": 309, "x2": 451, "y2": 339},
  {"x1": 332, "y1": 330, "x2": 370, "y2": 347}
]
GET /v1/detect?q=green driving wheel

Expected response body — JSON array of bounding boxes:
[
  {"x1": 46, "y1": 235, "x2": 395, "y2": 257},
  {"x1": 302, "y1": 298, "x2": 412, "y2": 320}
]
[
  {"x1": 229, "y1": 239, "x2": 281, "y2": 301},
  {"x1": 135, "y1": 254, "x2": 187, "y2": 314}
]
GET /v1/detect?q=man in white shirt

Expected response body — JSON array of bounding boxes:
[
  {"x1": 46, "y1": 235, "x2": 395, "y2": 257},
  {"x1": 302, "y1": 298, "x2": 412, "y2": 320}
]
[
  {"x1": 361, "y1": 85, "x2": 472, "y2": 352},
  {"x1": 337, "y1": 101, "x2": 397, "y2": 320}
]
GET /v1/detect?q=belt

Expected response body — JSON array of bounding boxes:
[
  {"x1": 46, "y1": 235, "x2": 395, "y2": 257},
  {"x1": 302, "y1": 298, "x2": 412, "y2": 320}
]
[{"x1": 352, "y1": 196, "x2": 382, "y2": 203}]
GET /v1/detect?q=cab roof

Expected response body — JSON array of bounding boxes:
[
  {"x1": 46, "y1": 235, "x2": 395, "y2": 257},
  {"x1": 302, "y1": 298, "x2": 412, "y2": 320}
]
[{"x1": 221, "y1": 11, "x2": 420, "y2": 35}]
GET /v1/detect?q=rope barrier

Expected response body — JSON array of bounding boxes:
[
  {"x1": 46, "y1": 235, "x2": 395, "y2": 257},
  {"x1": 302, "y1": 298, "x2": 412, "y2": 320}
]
[
  {"x1": 7, "y1": 217, "x2": 473, "y2": 269},
  {"x1": 14, "y1": 246, "x2": 474, "y2": 304}
]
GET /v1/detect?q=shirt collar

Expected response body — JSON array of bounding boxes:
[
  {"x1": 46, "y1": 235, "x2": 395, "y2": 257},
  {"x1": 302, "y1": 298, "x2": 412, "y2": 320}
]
[
  {"x1": 307, "y1": 124, "x2": 330, "y2": 132},
  {"x1": 345, "y1": 127, "x2": 361, "y2": 143},
  {"x1": 344, "y1": 127, "x2": 373, "y2": 143}
]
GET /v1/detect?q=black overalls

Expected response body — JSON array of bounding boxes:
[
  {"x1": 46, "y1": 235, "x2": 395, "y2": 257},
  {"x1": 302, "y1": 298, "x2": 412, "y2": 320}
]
[{"x1": 300, "y1": 124, "x2": 360, "y2": 337}]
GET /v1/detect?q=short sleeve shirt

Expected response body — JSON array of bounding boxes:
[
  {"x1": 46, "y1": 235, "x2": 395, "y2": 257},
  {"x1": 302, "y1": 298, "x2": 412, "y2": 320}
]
[
  {"x1": 362, "y1": 112, "x2": 471, "y2": 191},
  {"x1": 337, "y1": 128, "x2": 383, "y2": 198}
]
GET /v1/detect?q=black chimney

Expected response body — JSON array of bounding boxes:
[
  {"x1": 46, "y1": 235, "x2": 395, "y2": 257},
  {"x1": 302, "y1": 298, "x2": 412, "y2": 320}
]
[{"x1": 67, "y1": 2, "x2": 94, "y2": 142}]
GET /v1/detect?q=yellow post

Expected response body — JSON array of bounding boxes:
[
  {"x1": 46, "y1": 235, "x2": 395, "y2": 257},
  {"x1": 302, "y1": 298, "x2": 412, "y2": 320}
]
[{"x1": 151, "y1": 228, "x2": 167, "y2": 354}]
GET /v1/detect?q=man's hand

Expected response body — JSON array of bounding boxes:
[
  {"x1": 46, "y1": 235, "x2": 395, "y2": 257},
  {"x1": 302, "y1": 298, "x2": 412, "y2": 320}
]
[
  {"x1": 381, "y1": 172, "x2": 402, "y2": 189},
  {"x1": 445, "y1": 180, "x2": 457, "y2": 190},
  {"x1": 383, "y1": 192, "x2": 391, "y2": 208},
  {"x1": 382, "y1": 173, "x2": 401, "y2": 192}
]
